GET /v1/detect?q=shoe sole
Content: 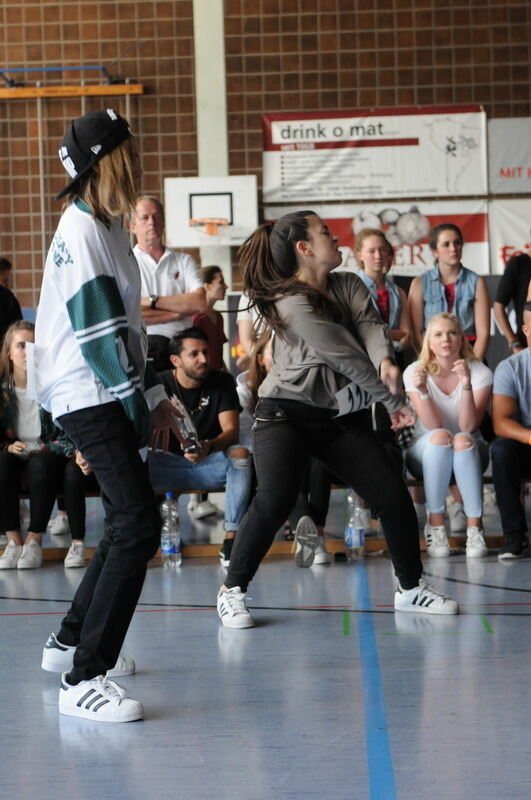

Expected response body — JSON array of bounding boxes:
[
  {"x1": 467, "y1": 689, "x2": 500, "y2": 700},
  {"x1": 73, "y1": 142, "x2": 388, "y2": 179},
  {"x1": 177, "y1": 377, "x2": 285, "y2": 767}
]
[
  {"x1": 59, "y1": 703, "x2": 143, "y2": 722},
  {"x1": 394, "y1": 604, "x2": 458, "y2": 615},
  {"x1": 466, "y1": 550, "x2": 487, "y2": 559},
  {"x1": 427, "y1": 549, "x2": 450, "y2": 558},
  {"x1": 294, "y1": 516, "x2": 319, "y2": 568},
  {"x1": 219, "y1": 616, "x2": 254, "y2": 629},
  {"x1": 17, "y1": 562, "x2": 42, "y2": 570},
  {"x1": 64, "y1": 561, "x2": 85, "y2": 568}
]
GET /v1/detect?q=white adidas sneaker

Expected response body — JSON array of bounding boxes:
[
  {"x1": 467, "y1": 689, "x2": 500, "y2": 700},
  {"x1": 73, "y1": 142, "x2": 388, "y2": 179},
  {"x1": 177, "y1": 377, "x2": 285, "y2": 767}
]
[
  {"x1": 294, "y1": 516, "x2": 319, "y2": 568},
  {"x1": 217, "y1": 586, "x2": 254, "y2": 628},
  {"x1": 41, "y1": 633, "x2": 136, "y2": 677},
  {"x1": 394, "y1": 579, "x2": 458, "y2": 615},
  {"x1": 59, "y1": 674, "x2": 143, "y2": 722}
]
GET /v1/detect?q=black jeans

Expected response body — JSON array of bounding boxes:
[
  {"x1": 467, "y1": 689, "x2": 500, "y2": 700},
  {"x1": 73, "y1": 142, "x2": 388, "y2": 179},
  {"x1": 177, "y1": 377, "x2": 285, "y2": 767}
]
[
  {"x1": 57, "y1": 402, "x2": 160, "y2": 682},
  {"x1": 63, "y1": 459, "x2": 101, "y2": 541},
  {"x1": 0, "y1": 450, "x2": 67, "y2": 531},
  {"x1": 226, "y1": 399, "x2": 423, "y2": 592},
  {"x1": 491, "y1": 437, "x2": 531, "y2": 535}
]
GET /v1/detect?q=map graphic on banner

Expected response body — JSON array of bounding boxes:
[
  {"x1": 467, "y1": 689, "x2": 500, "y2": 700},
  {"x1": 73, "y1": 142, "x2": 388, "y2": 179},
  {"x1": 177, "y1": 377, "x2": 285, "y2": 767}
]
[
  {"x1": 262, "y1": 105, "x2": 487, "y2": 203},
  {"x1": 265, "y1": 200, "x2": 489, "y2": 276}
]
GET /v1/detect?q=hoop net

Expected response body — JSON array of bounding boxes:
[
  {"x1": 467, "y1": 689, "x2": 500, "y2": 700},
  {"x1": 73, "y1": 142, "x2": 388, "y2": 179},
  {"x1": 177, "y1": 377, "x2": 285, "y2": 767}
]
[{"x1": 189, "y1": 217, "x2": 230, "y2": 243}]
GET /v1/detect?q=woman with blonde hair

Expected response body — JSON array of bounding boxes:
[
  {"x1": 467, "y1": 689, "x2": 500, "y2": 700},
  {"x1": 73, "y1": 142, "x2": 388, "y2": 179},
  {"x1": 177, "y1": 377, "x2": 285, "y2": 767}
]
[
  {"x1": 34, "y1": 110, "x2": 179, "y2": 723},
  {"x1": 403, "y1": 312, "x2": 493, "y2": 558}
]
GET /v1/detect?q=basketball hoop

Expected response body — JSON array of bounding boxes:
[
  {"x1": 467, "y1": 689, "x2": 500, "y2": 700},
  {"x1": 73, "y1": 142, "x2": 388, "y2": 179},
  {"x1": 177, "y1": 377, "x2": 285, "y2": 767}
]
[{"x1": 189, "y1": 217, "x2": 229, "y2": 236}]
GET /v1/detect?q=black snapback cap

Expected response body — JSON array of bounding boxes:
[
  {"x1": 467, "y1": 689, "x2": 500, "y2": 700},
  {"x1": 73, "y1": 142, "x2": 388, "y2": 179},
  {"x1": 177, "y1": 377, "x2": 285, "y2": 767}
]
[{"x1": 56, "y1": 109, "x2": 131, "y2": 200}]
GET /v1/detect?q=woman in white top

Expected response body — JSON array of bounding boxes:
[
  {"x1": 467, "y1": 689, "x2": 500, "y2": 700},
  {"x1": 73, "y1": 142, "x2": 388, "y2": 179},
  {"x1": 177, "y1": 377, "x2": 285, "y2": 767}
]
[
  {"x1": 404, "y1": 312, "x2": 493, "y2": 559},
  {"x1": 0, "y1": 321, "x2": 71, "y2": 569}
]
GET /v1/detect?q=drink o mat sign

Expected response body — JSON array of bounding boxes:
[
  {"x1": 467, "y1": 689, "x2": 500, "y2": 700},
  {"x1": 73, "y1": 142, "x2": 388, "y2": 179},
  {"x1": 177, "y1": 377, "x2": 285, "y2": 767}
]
[{"x1": 262, "y1": 106, "x2": 487, "y2": 203}]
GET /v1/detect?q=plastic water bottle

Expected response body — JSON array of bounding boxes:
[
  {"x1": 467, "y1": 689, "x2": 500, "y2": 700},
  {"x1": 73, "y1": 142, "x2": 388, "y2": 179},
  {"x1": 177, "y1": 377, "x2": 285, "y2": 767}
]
[
  {"x1": 160, "y1": 492, "x2": 181, "y2": 568},
  {"x1": 344, "y1": 489, "x2": 365, "y2": 560}
]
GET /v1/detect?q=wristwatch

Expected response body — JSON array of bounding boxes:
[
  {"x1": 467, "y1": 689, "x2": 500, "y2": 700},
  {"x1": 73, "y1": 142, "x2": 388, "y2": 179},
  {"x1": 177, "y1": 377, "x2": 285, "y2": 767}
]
[{"x1": 149, "y1": 294, "x2": 158, "y2": 309}]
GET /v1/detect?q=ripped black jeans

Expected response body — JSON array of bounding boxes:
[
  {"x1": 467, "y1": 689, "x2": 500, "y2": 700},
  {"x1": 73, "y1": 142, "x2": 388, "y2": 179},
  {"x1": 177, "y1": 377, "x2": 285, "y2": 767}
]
[{"x1": 226, "y1": 398, "x2": 422, "y2": 592}]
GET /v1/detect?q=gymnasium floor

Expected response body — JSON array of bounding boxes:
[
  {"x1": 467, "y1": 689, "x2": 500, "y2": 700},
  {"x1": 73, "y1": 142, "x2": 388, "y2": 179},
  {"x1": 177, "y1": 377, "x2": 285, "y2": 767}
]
[{"x1": 2, "y1": 492, "x2": 530, "y2": 800}]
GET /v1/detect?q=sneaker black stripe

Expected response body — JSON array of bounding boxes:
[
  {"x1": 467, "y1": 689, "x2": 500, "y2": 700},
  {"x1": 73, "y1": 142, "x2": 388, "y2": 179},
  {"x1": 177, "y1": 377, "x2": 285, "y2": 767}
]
[
  {"x1": 92, "y1": 699, "x2": 111, "y2": 712},
  {"x1": 76, "y1": 689, "x2": 95, "y2": 707},
  {"x1": 85, "y1": 693, "x2": 104, "y2": 709}
]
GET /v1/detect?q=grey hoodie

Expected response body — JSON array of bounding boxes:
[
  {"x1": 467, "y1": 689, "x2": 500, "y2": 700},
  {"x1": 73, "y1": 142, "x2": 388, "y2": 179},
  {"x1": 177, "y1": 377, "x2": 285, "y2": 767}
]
[{"x1": 258, "y1": 271, "x2": 404, "y2": 414}]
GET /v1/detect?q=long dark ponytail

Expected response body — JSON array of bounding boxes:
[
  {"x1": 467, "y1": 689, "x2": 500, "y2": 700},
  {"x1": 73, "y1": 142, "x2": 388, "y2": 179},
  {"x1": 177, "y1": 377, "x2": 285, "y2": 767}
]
[{"x1": 238, "y1": 210, "x2": 347, "y2": 335}]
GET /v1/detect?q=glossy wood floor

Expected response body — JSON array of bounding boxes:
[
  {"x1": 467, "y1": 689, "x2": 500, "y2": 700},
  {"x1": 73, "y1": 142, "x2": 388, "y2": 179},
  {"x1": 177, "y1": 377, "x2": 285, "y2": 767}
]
[{"x1": 2, "y1": 491, "x2": 530, "y2": 800}]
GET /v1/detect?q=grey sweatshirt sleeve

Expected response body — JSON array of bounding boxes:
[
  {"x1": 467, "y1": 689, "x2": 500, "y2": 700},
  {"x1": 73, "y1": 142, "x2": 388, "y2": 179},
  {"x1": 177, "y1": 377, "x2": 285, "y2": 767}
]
[{"x1": 277, "y1": 293, "x2": 404, "y2": 413}]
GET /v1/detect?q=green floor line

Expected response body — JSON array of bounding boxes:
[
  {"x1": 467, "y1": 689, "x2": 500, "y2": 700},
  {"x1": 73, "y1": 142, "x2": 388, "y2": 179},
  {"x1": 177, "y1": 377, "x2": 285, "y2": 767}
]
[
  {"x1": 480, "y1": 615, "x2": 494, "y2": 633},
  {"x1": 342, "y1": 610, "x2": 350, "y2": 636}
]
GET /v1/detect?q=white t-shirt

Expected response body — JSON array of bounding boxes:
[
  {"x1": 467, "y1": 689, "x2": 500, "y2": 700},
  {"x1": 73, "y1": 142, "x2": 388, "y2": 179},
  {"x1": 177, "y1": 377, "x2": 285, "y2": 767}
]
[
  {"x1": 15, "y1": 387, "x2": 42, "y2": 452},
  {"x1": 404, "y1": 359, "x2": 493, "y2": 437},
  {"x1": 134, "y1": 245, "x2": 202, "y2": 339},
  {"x1": 236, "y1": 291, "x2": 267, "y2": 337}
]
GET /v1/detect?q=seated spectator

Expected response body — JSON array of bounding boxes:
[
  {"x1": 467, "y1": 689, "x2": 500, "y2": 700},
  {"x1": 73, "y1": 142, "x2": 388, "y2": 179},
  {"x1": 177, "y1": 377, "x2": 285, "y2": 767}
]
[
  {"x1": 493, "y1": 248, "x2": 531, "y2": 353},
  {"x1": 0, "y1": 258, "x2": 22, "y2": 344},
  {"x1": 404, "y1": 312, "x2": 492, "y2": 559},
  {"x1": 355, "y1": 228, "x2": 412, "y2": 361},
  {"x1": 0, "y1": 321, "x2": 71, "y2": 569},
  {"x1": 58, "y1": 450, "x2": 100, "y2": 568},
  {"x1": 148, "y1": 327, "x2": 252, "y2": 566},
  {"x1": 408, "y1": 223, "x2": 490, "y2": 359},
  {"x1": 491, "y1": 301, "x2": 531, "y2": 560},
  {"x1": 0, "y1": 257, "x2": 13, "y2": 289},
  {"x1": 192, "y1": 266, "x2": 228, "y2": 370}
]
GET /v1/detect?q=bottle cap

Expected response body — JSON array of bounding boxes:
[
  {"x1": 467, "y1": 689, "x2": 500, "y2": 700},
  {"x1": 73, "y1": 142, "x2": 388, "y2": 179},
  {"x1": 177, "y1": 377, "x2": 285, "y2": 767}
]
[{"x1": 164, "y1": 492, "x2": 174, "y2": 499}]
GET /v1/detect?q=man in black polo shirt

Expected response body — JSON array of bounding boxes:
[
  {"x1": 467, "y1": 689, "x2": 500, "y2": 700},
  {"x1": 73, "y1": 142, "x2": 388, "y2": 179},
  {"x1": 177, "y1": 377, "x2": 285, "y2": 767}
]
[
  {"x1": 148, "y1": 327, "x2": 252, "y2": 566},
  {"x1": 494, "y1": 250, "x2": 531, "y2": 352}
]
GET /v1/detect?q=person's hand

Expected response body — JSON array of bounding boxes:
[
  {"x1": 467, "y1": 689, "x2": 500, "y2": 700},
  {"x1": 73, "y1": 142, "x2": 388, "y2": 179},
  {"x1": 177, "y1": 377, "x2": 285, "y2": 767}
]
[
  {"x1": 7, "y1": 440, "x2": 26, "y2": 455},
  {"x1": 380, "y1": 359, "x2": 402, "y2": 395},
  {"x1": 150, "y1": 399, "x2": 184, "y2": 453},
  {"x1": 183, "y1": 439, "x2": 210, "y2": 464},
  {"x1": 451, "y1": 358, "x2": 471, "y2": 386},
  {"x1": 74, "y1": 449, "x2": 92, "y2": 476},
  {"x1": 412, "y1": 365, "x2": 428, "y2": 393},
  {"x1": 389, "y1": 405, "x2": 416, "y2": 430},
  {"x1": 140, "y1": 296, "x2": 151, "y2": 308}
]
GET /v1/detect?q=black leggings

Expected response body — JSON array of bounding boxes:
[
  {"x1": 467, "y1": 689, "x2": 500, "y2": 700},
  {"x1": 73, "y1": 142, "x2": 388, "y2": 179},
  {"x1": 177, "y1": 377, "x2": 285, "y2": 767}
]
[
  {"x1": 0, "y1": 449, "x2": 68, "y2": 531},
  {"x1": 226, "y1": 399, "x2": 423, "y2": 592},
  {"x1": 63, "y1": 459, "x2": 101, "y2": 541}
]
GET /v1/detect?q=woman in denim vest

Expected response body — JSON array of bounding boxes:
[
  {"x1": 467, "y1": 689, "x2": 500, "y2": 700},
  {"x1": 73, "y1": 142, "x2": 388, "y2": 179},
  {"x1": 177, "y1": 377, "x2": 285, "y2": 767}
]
[{"x1": 408, "y1": 223, "x2": 490, "y2": 360}]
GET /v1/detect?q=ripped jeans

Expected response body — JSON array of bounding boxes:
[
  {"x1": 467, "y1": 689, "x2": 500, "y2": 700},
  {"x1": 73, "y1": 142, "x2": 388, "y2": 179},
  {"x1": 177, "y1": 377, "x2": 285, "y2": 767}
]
[
  {"x1": 148, "y1": 448, "x2": 252, "y2": 531},
  {"x1": 406, "y1": 429, "x2": 489, "y2": 518}
]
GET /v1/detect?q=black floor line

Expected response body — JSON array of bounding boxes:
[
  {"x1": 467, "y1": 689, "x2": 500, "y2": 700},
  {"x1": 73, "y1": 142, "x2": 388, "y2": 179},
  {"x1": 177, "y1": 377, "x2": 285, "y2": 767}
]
[{"x1": 424, "y1": 570, "x2": 531, "y2": 594}]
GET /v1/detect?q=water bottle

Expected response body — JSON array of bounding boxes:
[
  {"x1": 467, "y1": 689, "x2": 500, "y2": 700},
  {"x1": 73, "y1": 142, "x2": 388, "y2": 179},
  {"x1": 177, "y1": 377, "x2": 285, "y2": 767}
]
[
  {"x1": 344, "y1": 489, "x2": 365, "y2": 560},
  {"x1": 160, "y1": 492, "x2": 182, "y2": 568}
]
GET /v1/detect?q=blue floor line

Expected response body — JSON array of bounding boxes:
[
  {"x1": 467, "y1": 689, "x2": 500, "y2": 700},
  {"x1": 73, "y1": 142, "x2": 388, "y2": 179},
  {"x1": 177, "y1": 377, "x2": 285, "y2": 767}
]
[{"x1": 356, "y1": 564, "x2": 397, "y2": 800}]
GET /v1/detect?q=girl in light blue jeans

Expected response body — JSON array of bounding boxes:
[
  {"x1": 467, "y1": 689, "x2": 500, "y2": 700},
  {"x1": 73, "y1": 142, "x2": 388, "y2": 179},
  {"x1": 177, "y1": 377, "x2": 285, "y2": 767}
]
[{"x1": 403, "y1": 312, "x2": 493, "y2": 559}]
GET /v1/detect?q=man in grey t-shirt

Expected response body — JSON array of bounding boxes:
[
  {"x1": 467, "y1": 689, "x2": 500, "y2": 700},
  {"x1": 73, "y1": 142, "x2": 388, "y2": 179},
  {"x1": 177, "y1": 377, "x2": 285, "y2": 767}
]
[{"x1": 491, "y1": 302, "x2": 531, "y2": 559}]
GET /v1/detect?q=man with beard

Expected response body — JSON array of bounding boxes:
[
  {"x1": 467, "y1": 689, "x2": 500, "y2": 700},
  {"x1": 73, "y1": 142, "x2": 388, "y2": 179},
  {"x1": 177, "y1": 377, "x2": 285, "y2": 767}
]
[{"x1": 148, "y1": 327, "x2": 252, "y2": 566}]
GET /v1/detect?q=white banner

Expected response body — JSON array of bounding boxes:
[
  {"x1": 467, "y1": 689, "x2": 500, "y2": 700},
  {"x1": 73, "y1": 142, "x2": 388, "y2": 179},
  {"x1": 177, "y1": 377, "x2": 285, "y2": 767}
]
[
  {"x1": 262, "y1": 106, "x2": 487, "y2": 203},
  {"x1": 488, "y1": 199, "x2": 531, "y2": 274},
  {"x1": 265, "y1": 200, "x2": 489, "y2": 276},
  {"x1": 488, "y1": 118, "x2": 531, "y2": 194}
]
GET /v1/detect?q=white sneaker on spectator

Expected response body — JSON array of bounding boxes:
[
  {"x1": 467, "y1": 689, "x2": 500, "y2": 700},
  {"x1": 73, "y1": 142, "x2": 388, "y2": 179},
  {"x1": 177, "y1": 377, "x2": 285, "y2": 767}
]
[
  {"x1": 59, "y1": 674, "x2": 143, "y2": 722},
  {"x1": 424, "y1": 523, "x2": 450, "y2": 558},
  {"x1": 217, "y1": 586, "x2": 254, "y2": 628},
  {"x1": 0, "y1": 540, "x2": 22, "y2": 569},
  {"x1": 41, "y1": 632, "x2": 136, "y2": 676},
  {"x1": 48, "y1": 513, "x2": 70, "y2": 536},
  {"x1": 466, "y1": 527, "x2": 488, "y2": 559},
  {"x1": 17, "y1": 539, "x2": 42, "y2": 569},
  {"x1": 64, "y1": 541, "x2": 85, "y2": 568},
  {"x1": 294, "y1": 515, "x2": 319, "y2": 567},
  {"x1": 312, "y1": 538, "x2": 330, "y2": 565},
  {"x1": 394, "y1": 579, "x2": 458, "y2": 615},
  {"x1": 448, "y1": 502, "x2": 467, "y2": 534}
]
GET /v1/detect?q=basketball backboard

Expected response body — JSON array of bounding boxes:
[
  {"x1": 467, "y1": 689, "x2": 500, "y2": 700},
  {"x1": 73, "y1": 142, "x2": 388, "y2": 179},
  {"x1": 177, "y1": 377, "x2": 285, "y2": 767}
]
[{"x1": 164, "y1": 175, "x2": 258, "y2": 247}]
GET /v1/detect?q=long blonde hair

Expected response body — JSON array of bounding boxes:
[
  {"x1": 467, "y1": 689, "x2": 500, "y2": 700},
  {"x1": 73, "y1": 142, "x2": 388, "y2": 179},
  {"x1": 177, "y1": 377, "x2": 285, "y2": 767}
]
[
  {"x1": 72, "y1": 137, "x2": 138, "y2": 220},
  {"x1": 0, "y1": 320, "x2": 35, "y2": 383},
  {"x1": 419, "y1": 312, "x2": 476, "y2": 375}
]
